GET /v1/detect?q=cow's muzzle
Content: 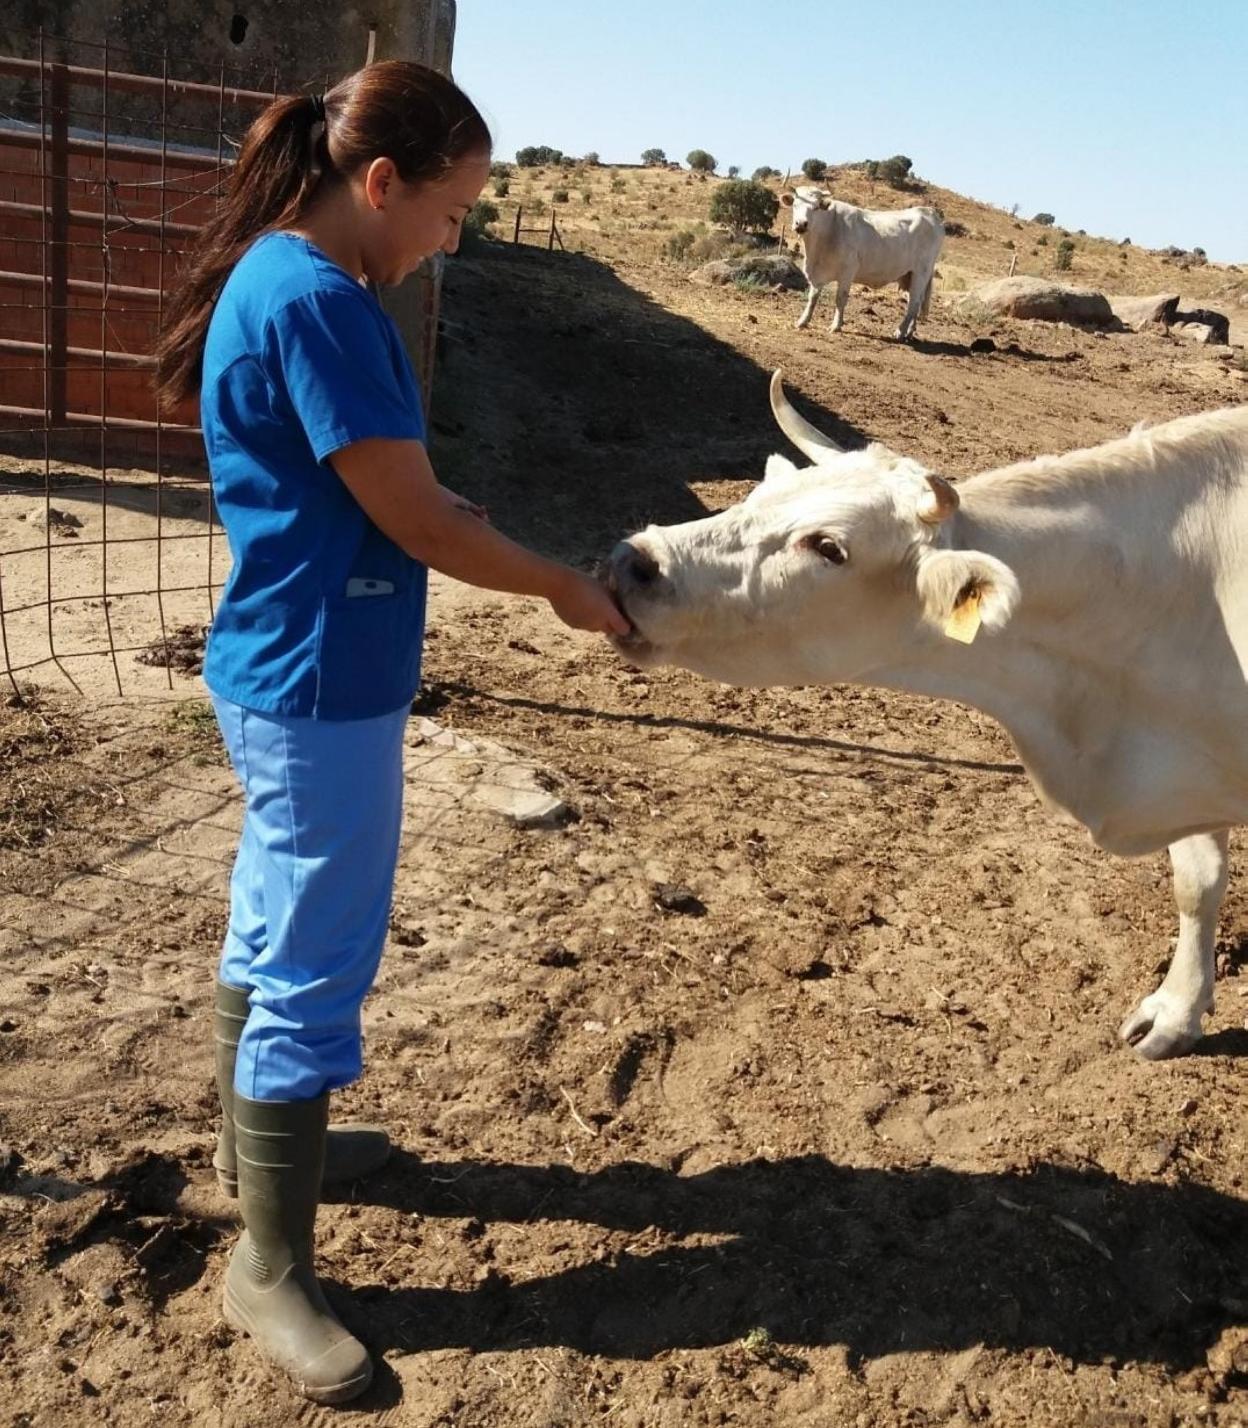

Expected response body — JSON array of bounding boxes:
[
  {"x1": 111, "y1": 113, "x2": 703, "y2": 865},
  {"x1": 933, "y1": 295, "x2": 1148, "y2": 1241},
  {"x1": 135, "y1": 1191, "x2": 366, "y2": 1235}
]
[{"x1": 601, "y1": 538, "x2": 664, "y2": 655}]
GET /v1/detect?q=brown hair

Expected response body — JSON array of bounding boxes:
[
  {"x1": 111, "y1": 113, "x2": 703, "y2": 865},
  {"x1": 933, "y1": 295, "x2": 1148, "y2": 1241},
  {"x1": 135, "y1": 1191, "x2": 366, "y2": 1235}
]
[{"x1": 155, "y1": 60, "x2": 491, "y2": 410}]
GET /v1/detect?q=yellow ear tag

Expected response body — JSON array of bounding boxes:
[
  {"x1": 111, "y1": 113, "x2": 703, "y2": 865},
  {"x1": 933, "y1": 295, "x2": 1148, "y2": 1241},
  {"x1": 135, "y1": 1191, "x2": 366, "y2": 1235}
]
[{"x1": 944, "y1": 588, "x2": 982, "y2": 644}]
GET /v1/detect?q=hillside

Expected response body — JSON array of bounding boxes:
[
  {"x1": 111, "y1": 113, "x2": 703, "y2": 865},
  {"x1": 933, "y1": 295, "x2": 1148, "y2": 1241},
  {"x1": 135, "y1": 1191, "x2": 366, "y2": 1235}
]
[{"x1": 481, "y1": 158, "x2": 1247, "y2": 325}]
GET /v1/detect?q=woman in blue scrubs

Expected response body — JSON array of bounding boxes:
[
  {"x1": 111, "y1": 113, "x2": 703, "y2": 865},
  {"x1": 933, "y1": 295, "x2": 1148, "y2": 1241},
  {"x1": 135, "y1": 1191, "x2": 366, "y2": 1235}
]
[{"x1": 156, "y1": 61, "x2": 627, "y2": 1404}]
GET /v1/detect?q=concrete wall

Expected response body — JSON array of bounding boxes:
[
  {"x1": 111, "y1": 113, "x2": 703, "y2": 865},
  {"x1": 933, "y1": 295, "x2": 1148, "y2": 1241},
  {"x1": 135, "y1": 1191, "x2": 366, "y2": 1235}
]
[
  {"x1": 0, "y1": 1, "x2": 458, "y2": 460},
  {"x1": 1, "y1": 0, "x2": 456, "y2": 98}
]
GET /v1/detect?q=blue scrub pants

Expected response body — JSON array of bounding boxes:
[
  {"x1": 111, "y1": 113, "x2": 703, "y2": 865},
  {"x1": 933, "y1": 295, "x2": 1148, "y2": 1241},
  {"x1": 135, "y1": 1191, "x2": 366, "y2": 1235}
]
[{"x1": 211, "y1": 695, "x2": 409, "y2": 1101}]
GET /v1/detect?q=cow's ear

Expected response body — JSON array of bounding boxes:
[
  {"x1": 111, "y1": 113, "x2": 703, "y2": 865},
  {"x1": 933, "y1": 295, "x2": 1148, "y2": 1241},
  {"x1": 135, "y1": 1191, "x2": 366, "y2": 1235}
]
[
  {"x1": 915, "y1": 548, "x2": 1019, "y2": 644},
  {"x1": 763, "y1": 453, "x2": 801, "y2": 483},
  {"x1": 779, "y1": 192, "x2": 795, "y2": 208}
]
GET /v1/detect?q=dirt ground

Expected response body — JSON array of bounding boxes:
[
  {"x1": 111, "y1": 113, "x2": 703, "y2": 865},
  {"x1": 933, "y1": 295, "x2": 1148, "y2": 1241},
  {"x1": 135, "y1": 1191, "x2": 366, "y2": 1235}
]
[{"x1": 2, "y1": 178, "x2": 1248, "y2": 1427}]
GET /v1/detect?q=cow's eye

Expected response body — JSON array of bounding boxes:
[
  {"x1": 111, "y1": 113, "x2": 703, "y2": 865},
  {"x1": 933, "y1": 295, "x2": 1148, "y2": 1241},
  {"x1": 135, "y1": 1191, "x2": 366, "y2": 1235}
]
[{"x1": 807, "y1": 534, "x2": 847, "y2": 565}]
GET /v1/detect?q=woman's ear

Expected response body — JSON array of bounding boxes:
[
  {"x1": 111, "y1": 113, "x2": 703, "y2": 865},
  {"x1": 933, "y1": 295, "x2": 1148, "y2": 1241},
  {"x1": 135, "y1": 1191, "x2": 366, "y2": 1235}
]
[{"x1": 362, "y1": 156, "x2": 398, "y2": 212}]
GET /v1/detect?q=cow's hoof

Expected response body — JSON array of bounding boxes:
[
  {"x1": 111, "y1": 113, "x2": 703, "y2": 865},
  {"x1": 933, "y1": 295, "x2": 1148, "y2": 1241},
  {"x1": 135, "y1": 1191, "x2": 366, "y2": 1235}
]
[
  {"x1": 1119, "y1": 993, "x2": 1204, "y2": 1060},
  {"x1": 794, "y1": 319, "x2": 810, "y2": 331}
]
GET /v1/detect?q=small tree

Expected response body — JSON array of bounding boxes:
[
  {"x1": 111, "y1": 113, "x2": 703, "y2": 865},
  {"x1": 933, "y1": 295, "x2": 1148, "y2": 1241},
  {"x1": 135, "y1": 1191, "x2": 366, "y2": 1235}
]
[
  {"x1": 709, "y1": 179, "x2": 779, "y2": 235},
  {"x1": 583, "y1": 151, "x2": 600, "y2": 165},
  {"x1": 489, "y1": 161, "x2": 512, "y2": 179},
  {"x1": 493, "y1": 176, "x2": 510, "y2": 198},
  {"x1": 516, "y1": 145, "x2": 564, "y2": 167},
  {"x1": 641, "y1": 147, "x2": 666, "y2": 166},
  {"x1": 879, "y1": 154, "x2": 913, "y2": 188},
  {"x1": 1054, "y1": 237, "x2": 1075, "y2": 272},
  {"x1": 687, "y1": 149, "x2": 717, "y2": 173},
  {"x1": 727, "y1": 165, "x2": 739, "y2": 179},
  {"x1": 801, "y1": 157, "x2": 827, "y2": 181},
  {"x1": 1032, "y1": 211, "x2": 1055, "y2": 226},
  {"x1": 751, "y1": 165, "x2": 779, "y2": 182},
  {"x1": 552, "y1": 187, "x2": 570, "y2": 203}
]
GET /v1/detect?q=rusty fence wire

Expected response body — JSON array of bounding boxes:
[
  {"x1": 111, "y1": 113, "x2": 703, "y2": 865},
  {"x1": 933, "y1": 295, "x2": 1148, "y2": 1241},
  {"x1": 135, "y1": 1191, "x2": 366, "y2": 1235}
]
[{"x1": 0, "y1": 34, "x2": 280, "y2": 698}]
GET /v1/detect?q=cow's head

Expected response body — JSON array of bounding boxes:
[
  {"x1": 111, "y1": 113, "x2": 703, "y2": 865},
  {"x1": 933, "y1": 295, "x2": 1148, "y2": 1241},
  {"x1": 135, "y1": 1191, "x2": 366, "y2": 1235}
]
[
  {"x1": 604, "y1": 372, "x2": 1019, "y2": 687},
  {"x1": 780, "y1": 185, "x2": 830, "y2": 235}
]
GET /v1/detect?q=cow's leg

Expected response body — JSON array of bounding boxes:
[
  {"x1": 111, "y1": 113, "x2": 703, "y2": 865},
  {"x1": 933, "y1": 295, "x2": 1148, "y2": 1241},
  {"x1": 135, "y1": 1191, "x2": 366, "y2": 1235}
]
[
  {"x1": 795, "y1": 283, "x2": 822, "y2": 330},
  {"x1": 1120, "y1": 829, "x2": 1228, "y2": 1059},
  {"x1": 896, "y1": 267, "x2": 929, "y2": 341},
  {"x1": 829, "y1": 279, "x2": 852, "y2": 333}
]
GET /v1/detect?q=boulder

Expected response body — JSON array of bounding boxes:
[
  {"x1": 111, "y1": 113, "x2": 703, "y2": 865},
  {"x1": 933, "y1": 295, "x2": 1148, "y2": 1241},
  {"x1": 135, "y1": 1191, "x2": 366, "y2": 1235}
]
[
  {"x1": 1172, "y1": 306, "x2": 1230, "y2": 345},
  {"x1": 1107, "y1": 292, "x2": 1179, "y2": 330},
  {"x1": 957, "y1": 276, "x2": 1114, "y2": 326},
  {"x1": 1171, "y1": 322, "x2": 1223, "y2": 347},
  {"x1": 690, "y1": 253, "x2": 807, "y2": 291}
]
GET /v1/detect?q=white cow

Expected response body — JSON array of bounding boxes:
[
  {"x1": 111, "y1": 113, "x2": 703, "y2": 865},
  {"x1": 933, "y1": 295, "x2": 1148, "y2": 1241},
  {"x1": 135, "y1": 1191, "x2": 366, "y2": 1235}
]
[
  {"x1": 782, "y1": 186, "x2": 944, "y2": 340},
  {"x1": 606, "y1": 371, "x2": 1248, "y2": 1059}
]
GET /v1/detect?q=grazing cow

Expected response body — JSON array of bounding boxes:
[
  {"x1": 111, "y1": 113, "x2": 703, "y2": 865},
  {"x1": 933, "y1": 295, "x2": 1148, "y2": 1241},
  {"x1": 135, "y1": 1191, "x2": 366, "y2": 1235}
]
[
  {"x1": 605, "y1": 371, "x2": 1248, "y2": 1059},
  {"x1": 782, "y1": 186, "x2": 944, "y2": 340}
]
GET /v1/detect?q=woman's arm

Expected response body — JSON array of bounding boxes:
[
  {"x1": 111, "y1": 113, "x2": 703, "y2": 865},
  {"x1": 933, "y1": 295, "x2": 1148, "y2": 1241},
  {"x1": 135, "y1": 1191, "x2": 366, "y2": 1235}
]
[{"x1": 330, "y1": 437, "x2": 629, "y2": 635}]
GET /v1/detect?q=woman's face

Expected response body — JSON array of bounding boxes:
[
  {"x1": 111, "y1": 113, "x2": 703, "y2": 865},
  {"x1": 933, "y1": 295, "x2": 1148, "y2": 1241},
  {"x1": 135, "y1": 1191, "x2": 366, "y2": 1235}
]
[{"x1": 361, "y1": 151, "x2": 491, "y2": 285}]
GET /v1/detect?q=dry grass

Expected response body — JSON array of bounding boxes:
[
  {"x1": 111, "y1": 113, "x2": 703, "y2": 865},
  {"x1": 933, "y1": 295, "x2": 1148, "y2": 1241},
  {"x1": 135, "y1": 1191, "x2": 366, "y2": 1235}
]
[{"x1": 484, "y1": 162, "x2": 1246, "y2": 308}]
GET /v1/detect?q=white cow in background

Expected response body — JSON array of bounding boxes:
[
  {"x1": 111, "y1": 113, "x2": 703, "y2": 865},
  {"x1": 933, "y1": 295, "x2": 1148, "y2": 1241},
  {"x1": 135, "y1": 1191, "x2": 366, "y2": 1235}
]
[
  {"x1": 782, "y1": 186, "x2": 944, "y2": 340},
  {"x1": 605, "y1": 370, "x2": 1248, "y2": 1060}
]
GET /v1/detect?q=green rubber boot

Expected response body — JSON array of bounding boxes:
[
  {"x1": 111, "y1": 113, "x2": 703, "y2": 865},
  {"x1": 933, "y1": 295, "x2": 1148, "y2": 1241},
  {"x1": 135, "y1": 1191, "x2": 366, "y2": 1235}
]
[
  {"x1": 213, "y1": 980, "x2": 389, "y2": 1198},
  {"x1": 223, "y1": 1093, "x2": 373, "y2": 1404}
]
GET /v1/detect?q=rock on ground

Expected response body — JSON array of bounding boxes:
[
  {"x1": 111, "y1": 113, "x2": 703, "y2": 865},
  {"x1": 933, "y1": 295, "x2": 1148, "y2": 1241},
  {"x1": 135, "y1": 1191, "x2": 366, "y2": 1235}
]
[{"x1": 958, "y1": 276, "x2": 1114, "y2": 326}]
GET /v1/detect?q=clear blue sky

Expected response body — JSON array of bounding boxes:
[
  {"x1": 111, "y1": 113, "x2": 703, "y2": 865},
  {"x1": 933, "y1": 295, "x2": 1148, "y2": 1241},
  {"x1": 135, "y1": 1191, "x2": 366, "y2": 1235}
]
[{"x1": 454, "y1": 0, "x2": 1247, "y2": 263}]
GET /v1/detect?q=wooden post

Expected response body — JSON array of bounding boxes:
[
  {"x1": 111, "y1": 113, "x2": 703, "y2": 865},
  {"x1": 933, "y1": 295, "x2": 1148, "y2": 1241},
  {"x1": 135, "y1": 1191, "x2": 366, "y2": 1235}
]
[
  {"x1": 513, "y1": 205, "x2": 522, "y2": 244},
  {"x1": 47, "y1": 61, "x2": 69, "y2": 426},
  {"x1": 1008, "y1": 253, "x2": 1018, "y2": 277},
  {"x1": 547, "y1": 211, "x2": 555, "y2": 251}
]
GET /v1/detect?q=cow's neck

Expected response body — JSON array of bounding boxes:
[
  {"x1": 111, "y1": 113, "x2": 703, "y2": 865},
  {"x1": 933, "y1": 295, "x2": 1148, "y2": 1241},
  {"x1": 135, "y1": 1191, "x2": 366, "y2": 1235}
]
[{"x1": 867, "y1": 478, "x2": 1228, "y2": 853}]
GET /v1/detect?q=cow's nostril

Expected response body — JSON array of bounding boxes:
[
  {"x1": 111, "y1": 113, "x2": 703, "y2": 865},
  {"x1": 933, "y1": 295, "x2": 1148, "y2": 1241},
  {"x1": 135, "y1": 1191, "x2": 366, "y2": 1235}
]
[{"x1": 630, "y1": 547, "x2": 660, "y2": 585}]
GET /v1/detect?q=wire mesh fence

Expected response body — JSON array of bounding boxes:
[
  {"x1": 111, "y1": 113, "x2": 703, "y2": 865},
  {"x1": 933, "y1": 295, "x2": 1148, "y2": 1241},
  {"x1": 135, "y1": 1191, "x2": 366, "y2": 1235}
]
[{"x1": 0, "y1": 35, "x2": 275, "y2": 698}]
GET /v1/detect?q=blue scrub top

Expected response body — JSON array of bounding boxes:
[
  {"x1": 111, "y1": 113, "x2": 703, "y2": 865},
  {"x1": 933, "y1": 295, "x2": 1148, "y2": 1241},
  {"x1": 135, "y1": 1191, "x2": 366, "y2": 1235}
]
[{"x1": 200, "y1": 231, "x2": 428, "y2": 721}]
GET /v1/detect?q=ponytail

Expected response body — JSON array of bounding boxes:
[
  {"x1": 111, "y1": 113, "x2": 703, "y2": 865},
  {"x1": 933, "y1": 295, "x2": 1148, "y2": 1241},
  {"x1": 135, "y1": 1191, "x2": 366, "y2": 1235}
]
[{"x1": 155, "y1": 62, "x2": 490, "y2": 411}]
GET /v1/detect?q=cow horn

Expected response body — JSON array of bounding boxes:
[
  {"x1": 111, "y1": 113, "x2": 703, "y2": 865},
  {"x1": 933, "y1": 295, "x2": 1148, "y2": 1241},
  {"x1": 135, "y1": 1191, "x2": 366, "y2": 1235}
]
[
  {"x1": 917, "y1": 472, "x2": 960, "y2": 524},
  {"x1": 769, "y1": 369, "x2": 844, "y2": 459}
]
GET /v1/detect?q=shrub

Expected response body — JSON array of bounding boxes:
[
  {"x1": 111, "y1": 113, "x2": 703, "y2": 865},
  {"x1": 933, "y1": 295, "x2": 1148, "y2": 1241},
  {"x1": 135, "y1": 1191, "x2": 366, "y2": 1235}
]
[
  {"x1": 1054, "y1": 238, "x2": 1075, "y2": 271},
  {"x1": 552, "y1": 187, "x2": 570, "y2": 203},
  {"x1": 610, "y1": 177, "x2": 626, "y2": 193},
  {"x1": 663, "y1": 229, "x2": 696, "y2": 261},
  {"x1": 708, "y1": 179, "x2": 779, "y2": 234},
  {"x1": 1032, "y1": 211, "x2": 1055, "y2": 226},
  {"x1": 516, "y1": 145, "x2": 564, "y2": 167},
  {"x1": 641, "y1": 147, "x2": 666, "y2": 166},
  {"x1": 878, "y1": 154, "x2": 914, "y2": 188},
  {"x1": 689, "y1": 231, "x2": 747, "y2": 263},
  {"x1": 583, "y1": 151, "x2": 600, "y2": 165},
  {"x1": 464, "y1": 198, "x2": 499, "y2": 233},
  {"x1": 751, "y1": 165, "x2": 779, "y2": 182},
  {"x1": 727, "y1": 165, "x2": 739, "y2": 178},
  {"x1": 493, "y1": 177, "x2": 510, "y2": 198},
  {"x1": 488, "y1": 161, "x2": 512, "y2": 179},
  {"x1": 944, "y1": 219, "x2": 969, "y2": 237},
  {"x1": 1036, "y1": 233, "x2": 1049, "y2": 246},
  {"x1": 801, "y1": 157, "x2": 827, "y2": 181},
  {"x1": 580, "y1": 187, "x2": 592, "y2": 203},
  {"x1": 687, "y1": 148, "x2": 717, "y2": 173},
  {"x1": 733, "y1": 271, "x2": 769, "y2": 293}
]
